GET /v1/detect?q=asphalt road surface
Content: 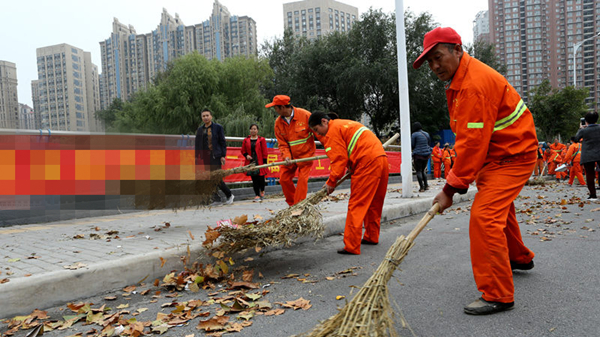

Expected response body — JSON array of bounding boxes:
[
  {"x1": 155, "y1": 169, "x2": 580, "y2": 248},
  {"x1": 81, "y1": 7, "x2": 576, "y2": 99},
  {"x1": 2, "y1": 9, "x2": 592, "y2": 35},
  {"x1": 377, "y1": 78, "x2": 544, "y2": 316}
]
[{"x1": 2, "y1": 181, "x2": 599, "y2": 337}]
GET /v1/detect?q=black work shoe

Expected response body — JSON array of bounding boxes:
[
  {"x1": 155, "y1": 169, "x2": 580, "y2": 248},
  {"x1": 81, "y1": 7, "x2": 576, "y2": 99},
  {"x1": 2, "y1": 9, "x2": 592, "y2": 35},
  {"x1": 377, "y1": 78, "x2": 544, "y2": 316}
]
[
  {"x1": 337, "y1": 248, "x2": 356, "y2": 255},
  {"x1": 464, "y1": 298, "x2": 514, "y2": 315},
  {"x1": 361, "y1": 239, "x2": 378, "y2": 245},
  {"x1": 511, "y1": 260, "x2": 534, "y2": 271}
]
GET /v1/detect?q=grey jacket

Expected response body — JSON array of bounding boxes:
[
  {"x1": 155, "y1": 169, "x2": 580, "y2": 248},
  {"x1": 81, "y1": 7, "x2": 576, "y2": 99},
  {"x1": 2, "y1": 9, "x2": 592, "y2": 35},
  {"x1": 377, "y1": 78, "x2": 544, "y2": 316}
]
[
  {"x1": 411, "y1": 131, "x2": 432, "y2": 157},
  {"x1": 575, "y1": 124, "x2": 600, "y2": 164}
]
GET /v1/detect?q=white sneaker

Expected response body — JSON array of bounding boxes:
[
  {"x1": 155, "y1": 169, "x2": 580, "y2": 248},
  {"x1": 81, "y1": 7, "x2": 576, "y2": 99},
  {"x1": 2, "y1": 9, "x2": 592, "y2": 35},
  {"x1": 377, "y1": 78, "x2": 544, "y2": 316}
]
[
  {"x1": 210, "y1": 200, "x2": 223, "y2": 207},
  {"x1": 253, "y1": 196, "x2": 261, "y2": 202},
  {"x1": 225, "y1": 194, "x2": 235, "y2": 205}
]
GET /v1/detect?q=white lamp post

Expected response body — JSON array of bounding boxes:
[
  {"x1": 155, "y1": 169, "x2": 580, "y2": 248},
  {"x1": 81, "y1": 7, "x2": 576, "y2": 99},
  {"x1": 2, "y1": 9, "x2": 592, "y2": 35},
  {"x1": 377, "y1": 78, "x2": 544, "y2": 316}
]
[{"x1": 572, "y1": 32, "x2": 600, "y2": 87}]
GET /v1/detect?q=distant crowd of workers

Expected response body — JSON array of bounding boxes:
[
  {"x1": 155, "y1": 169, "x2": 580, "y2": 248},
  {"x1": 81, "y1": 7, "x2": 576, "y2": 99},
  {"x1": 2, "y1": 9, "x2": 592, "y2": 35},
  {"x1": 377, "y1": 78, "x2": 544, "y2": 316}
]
[{"x1": 429, "y1": 137, "x2": 593, "y2": 187}]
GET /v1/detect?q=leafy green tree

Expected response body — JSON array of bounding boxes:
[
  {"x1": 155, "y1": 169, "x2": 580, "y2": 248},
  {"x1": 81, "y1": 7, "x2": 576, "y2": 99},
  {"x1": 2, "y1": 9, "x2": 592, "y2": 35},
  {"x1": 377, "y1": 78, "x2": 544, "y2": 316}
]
[
  {"x1": 107, "y1": 53, "x2": 273, "y2": 135},
  {"x1": 465, "y1": 39, "x2": 507, "y2": 75},
  {"x1": 529, "y1": 80, "x2": 589, "y2": 142},
  {"x1": 405, "y1": 11, "x2": 449, "y2": 136},
  {"x1": 261, "y1": 29, "x2": 311, "y2": 100},
  {"x1": 95, "y1": 98, "x2": 124, "y2": 131}
]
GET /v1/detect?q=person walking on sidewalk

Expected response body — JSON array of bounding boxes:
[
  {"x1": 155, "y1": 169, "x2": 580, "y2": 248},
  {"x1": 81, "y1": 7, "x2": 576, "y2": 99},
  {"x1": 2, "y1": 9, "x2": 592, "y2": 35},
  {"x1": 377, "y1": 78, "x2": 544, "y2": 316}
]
[
  {"x1": 564, "y1": 137, "x2": 585, "y2": 186},
  {"x1": 411, "y1": 122, "x2": 432, "y2": 192},
  {"x1": 431, "y1": 141, "x2": 443, "y2": 179},
  {"x1": 414, "y1": 27, "x2": 538, "y2": 315},
  {"x1": 267, "y1": 95, "x2": 316, "y2": 206},
  {"x1": 308, "y1": 112, "x2": 388, "y2": 255},
  {"x1": 195, "y1": 109, "x2": 234, "y2": 206},
  {"x1": 241, "y1": 124, "x2": 268, "y2": 202},
  {"x1": 575, "y1": 111, "x2": 600, "y2": 201}
]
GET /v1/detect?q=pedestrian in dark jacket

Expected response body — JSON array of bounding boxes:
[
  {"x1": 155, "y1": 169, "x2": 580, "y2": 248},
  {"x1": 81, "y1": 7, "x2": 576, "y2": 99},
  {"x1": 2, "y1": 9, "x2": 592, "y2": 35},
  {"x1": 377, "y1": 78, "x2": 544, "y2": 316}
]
[
  {"x1": 195, "y1": 109, "x2": 234, "y2": 206},
  {"x1": 575, "y1": 111, "x2": 600, "y2": 200},
  {"x1": 411, "y1": 122, "x2": 432, "y2": 192}
]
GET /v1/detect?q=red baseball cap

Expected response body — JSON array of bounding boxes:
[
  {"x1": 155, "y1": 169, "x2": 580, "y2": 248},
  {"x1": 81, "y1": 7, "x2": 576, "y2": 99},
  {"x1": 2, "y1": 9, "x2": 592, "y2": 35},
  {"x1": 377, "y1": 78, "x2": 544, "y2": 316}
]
[
  {"x1": 265, "y1": 95, "x2": 291, "y2": 108},
  {"x1": 412, "y1": 27, "x2": 462, "y2": 69}
]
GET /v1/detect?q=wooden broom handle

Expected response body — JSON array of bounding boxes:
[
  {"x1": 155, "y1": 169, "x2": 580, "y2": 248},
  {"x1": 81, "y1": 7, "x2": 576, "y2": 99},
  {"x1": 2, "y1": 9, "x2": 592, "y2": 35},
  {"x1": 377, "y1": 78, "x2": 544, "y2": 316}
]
[
  {"x1": 248, "y1": 132, "x2": 400, "y2": 172},
  {"x1": 406, "y1": 203, "x2": 440, "y2": 243},
  {"x1": 248, "y1": 155, "x2": 328, "y2": 170},
  {"x1": 333, "y1": 132, "x2": 400, "y2": 187}
]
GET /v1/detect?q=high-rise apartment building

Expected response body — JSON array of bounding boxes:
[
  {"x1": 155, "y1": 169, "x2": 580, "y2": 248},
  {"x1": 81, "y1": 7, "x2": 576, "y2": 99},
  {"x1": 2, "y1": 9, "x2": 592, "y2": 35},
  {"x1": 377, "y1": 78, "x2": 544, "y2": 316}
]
[
  {"x1": 283, "y1": 0, "x2": 358, "y2": 40},
  {"x1": 489, "y1": 0, "x2": 600, "y2": 109},
  {"x1": 99, "y1": 1, "x2": 257, "y2": 108},
  {"x1": 31, "y1": 79, "x2": 41, "y2": 129},
  {"x1": 473, "y1": 10, "x2": 491, "y2": 43},
  {"x1": 33, "y1": 44, "x2": 102, "y2": 132},
  {"x1": 0, "y1": 61, "x2": 20, "y2": 129},
  {"x1": 18, "y1": 104, "x2": 35, "y2": 130}
]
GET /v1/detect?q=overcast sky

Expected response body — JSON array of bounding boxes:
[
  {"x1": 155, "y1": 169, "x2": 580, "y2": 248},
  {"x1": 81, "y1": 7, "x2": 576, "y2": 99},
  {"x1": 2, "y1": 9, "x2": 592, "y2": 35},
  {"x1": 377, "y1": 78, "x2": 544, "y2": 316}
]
[{"x1": 1, "y1": 0, "x2": 487, "y2": 107}]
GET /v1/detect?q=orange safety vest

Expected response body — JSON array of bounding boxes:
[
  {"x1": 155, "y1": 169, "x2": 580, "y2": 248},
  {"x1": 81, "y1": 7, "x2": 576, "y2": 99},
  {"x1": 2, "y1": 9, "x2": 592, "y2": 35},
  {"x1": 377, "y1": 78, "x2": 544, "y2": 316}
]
[
  {"x1": 445, "y1": 52, "x2": 538, "y2": 189},
  {"x1": 322, "y1": 119, "x2": 386, "y2": 187},
  {"x1": 565, "y1": 143, "x2": 581, "y2": 164},
  {"x1": 442, "y1": 148, "x2": 452, "y2": 161},
  {"x1": 274, "y1": 107, "x2": 316, "y2": 160},
  {"x1": 549, "y1": 142, "x2": 566, "y2": 162},
  {"x1": 431, "y1": 145, "x2": 443, "y2": 163}
]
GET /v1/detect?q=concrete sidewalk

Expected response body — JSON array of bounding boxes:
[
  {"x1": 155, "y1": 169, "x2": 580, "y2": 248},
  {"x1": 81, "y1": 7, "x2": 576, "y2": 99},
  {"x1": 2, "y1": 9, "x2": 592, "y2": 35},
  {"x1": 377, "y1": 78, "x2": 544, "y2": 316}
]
[{"x1": 0, "y1": 178, "x2": 476, "y2": 318}]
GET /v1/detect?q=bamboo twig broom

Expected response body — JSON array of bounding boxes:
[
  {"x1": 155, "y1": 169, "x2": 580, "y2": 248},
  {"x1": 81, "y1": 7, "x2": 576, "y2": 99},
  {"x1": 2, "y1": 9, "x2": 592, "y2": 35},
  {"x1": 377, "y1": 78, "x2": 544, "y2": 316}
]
[
  {"x1": 298, "y1": 203, "x2": 440, "y2": 337},
  {"x1": 209, "y1": 133, "x2": 400, "y2": 255}
]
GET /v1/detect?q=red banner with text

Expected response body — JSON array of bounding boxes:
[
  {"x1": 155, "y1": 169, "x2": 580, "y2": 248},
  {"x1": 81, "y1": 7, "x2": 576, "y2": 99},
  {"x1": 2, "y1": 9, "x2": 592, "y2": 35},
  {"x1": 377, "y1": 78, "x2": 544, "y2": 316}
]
[{"x1": 222, "y1": 147, "x2": 401, "y2": 183}]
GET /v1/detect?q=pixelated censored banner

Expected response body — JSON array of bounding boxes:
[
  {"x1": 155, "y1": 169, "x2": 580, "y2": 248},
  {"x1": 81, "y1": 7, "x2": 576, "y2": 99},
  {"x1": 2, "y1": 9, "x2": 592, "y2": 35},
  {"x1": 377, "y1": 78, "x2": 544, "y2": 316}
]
[{"x1": 0, "y1": 134, "x2": 400, "y2": 195}]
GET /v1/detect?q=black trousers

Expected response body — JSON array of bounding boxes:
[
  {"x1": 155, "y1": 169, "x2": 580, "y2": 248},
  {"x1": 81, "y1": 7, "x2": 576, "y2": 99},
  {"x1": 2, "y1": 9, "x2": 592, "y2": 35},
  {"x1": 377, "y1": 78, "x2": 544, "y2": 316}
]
[
  {"x1": 201, "y1": 156, "x2": 232, "y2": 201},
  {"x1": 251, "y1": 174, "x2": 266, "y2": 196},
  {"x1": 413, "y1": 156, "x2": 429, "y2": 190},
  {"x1": 583, "y1": 161, "x2": 600, "y2": 198}
]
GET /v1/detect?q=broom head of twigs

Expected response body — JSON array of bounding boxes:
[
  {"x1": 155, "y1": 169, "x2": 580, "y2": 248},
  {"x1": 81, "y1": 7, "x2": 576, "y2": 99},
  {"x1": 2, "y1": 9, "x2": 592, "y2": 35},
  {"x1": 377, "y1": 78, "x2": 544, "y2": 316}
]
[
  {"x1": 527, "y1": 175, "x2": 546, "y2": 186},
  {"x1": 204, "y1": 188, "x2": 329, "y2": 255}
]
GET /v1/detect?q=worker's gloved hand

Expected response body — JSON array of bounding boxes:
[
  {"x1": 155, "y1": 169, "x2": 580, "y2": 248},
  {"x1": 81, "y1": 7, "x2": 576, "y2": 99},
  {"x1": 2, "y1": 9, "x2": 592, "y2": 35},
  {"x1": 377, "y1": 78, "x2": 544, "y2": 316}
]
[
  {"x1": 325, "y1": 184, "x2": 336, "y2": 195},
  {"x1": 284, "y1": 157, "x2": 292, "y2": 165}
]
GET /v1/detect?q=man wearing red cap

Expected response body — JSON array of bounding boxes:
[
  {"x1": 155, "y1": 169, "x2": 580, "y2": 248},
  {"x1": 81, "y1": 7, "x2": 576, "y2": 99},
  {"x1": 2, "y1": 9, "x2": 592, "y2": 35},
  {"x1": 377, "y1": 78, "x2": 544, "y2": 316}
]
[
  {"x1": 414, "y1": 27, "x2": 538, "y2": 315},
  {"x1": 266, "y1": 95, "x2": 316, "y2": 206}
]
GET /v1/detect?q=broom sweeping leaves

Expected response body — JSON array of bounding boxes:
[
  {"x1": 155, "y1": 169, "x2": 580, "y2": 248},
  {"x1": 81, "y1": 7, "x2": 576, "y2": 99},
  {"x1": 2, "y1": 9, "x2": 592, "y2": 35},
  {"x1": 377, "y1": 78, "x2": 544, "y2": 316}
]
[
  {"x1": 298, "y1": 203, "x2": 440, "y2": 337},
  {"x1": 204, "y1": 134, "x2": 400, "y2": 255}
]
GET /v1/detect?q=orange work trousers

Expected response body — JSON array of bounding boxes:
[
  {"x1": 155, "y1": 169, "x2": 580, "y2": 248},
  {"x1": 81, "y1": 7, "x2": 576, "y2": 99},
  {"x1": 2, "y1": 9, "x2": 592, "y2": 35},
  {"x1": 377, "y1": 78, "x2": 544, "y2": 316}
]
[
  {"x1": 470, "y1": 156, "x2": 535, "y2": 303},
  {"x1": 433, "y1": 161, "x2": 442, "y2": 179},
  {"x1": 568, "y1": 162, "x2": 585, "y2": 185},
  {"x1": 443, "y1": 160, "x2": 452, "y2": 179},
  {"x1": 547, "y1": 161, "x2": 556, "y2": 175},
  {"x1": 280, "y1": 161, "x2": 312, "y2": 206},
  {"x1": 533, "y1": 158, "x2": 544, "y2": 176},
  {"x1": 343, "y1": 156, "x2": 389, "y2": 255}
]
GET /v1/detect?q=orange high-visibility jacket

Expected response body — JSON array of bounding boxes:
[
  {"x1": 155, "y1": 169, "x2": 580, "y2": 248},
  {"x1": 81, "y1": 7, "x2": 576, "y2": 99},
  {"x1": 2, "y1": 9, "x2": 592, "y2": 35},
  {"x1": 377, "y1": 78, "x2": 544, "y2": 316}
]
[
  {"x1": 445, "y1": 52, "x2": 538, "y2": 190},
  {"x1": 274, "y1": 107, "x2": 315, "y2": 160},
  {"x1": 549, "y1": 142, "x2": 566, "y2": 162},
  {"x1": 442, "y1": 148, "x2": 452, "y2": 161},
  {"x1": 323, "y1": 119, "x2": 386, "y2": 187},
  {"x1": 564, "y1": 143, "x2": 581, "y2": 164},
  {"x1": 537, "y1": 147, "x2": 545, "y2": 160},
  {"x1": 431, "y1": 145, "x2": 442, "y2": 163}
]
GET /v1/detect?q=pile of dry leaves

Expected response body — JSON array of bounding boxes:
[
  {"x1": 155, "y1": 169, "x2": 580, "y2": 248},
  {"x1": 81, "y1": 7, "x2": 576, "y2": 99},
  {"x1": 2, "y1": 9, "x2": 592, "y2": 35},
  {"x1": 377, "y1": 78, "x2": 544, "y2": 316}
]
[{"x1": 1, "y1": 254, "x2": 312, "y2": 337}]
